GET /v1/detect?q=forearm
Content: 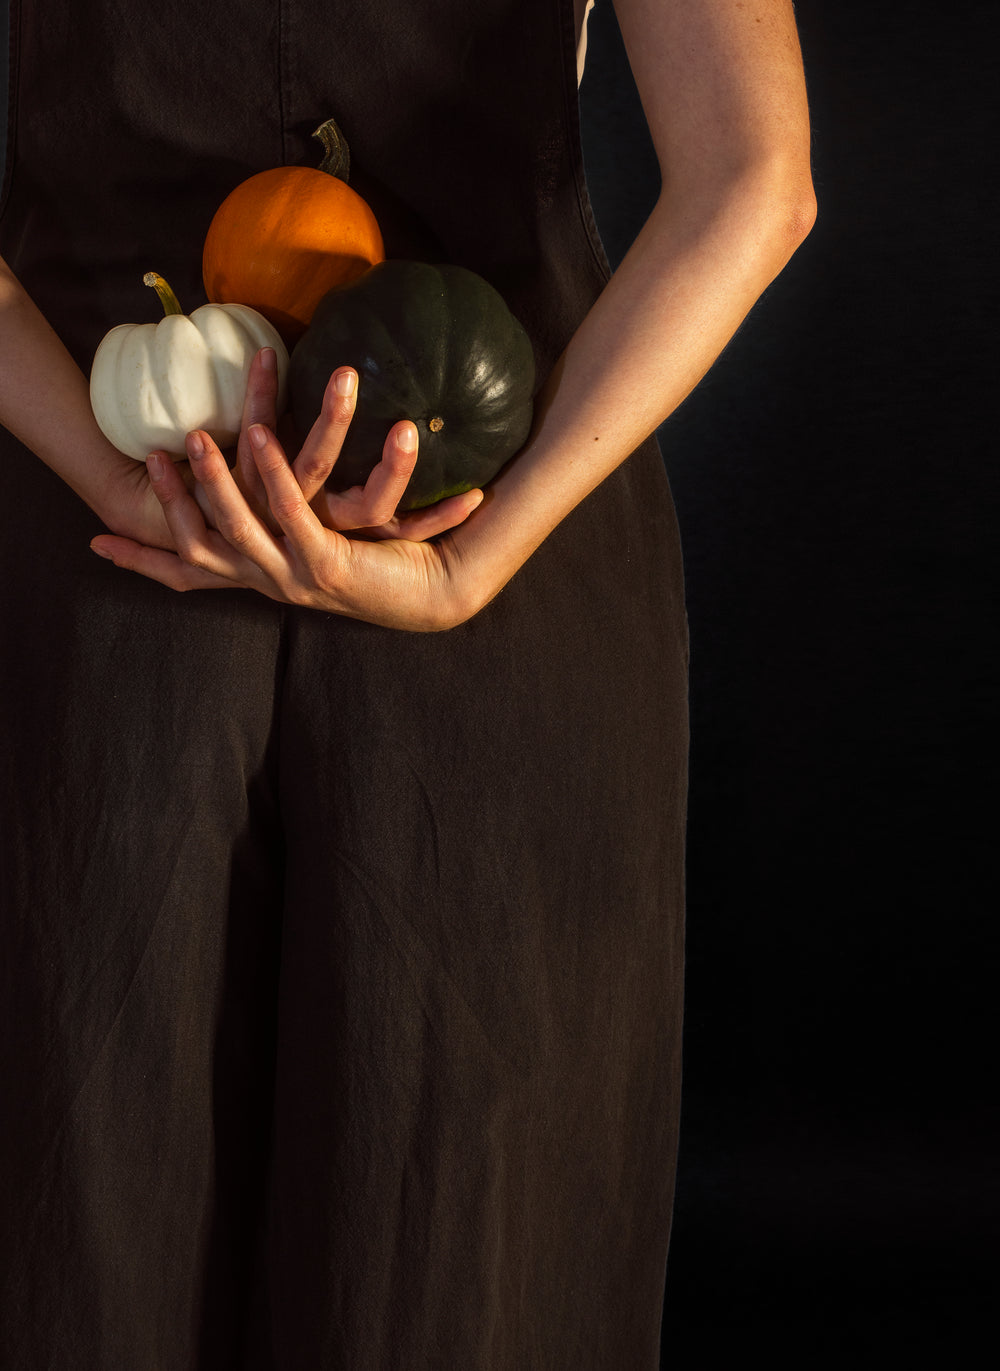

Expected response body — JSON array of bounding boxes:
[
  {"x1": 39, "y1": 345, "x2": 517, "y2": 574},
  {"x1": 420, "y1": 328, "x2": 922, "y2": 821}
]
[
  {"x1": 449, "y1": 168, "x2": 815, "y2": 615},
  {"x1": 0, "y1": 255, "x2": 130, "y2": 520}
]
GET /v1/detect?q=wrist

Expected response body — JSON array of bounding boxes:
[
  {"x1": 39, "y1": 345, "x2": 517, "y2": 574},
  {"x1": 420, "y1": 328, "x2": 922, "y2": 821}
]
[
  {"x1": 72, "y1": 439, "x2": 139, "y2": 530},
  {"x1": 435, "y1": 515, "x2": 519, "y2": 628}
]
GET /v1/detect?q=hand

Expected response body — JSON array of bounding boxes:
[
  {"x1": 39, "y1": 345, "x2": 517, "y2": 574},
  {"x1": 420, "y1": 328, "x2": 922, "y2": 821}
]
[
  {"x1": 230, "y1": 349, "x2": 477, "y2": 543},
  {"x1": 95, "y1": 437, "x2": 234, "y2": 552},
  {"x1": 90, "y1": 362, "x2": 489, "y2": 631},
  {"x1": 92, "y1": 345, "x2": 296, "y2": 547},
  {"x1": 94, "y1": 449, "x2": 180, "y2": 548}
]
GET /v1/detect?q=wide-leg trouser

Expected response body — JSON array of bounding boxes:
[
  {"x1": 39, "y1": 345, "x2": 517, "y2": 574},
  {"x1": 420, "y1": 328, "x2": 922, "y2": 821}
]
[{"x1": 0, "y1": 440, "x2": 688, "y2": 1370}]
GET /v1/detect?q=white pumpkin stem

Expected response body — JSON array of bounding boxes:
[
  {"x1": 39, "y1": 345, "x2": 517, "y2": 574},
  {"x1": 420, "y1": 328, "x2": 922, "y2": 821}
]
[
  {"x1": 144, "y1": 272, "x2": 185, "y2": 317},
  {"x1": 313, "y1": 117, "x2": 351, "y2": 183}
]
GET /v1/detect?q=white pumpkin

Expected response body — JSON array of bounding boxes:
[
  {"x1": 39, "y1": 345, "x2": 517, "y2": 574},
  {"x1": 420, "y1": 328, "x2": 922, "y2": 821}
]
[{"x1": 90, "y1": 273, "x2": 290, "y2": 460}]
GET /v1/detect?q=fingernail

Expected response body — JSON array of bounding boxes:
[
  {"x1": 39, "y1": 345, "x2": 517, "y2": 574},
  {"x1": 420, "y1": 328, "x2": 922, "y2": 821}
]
[
  {"x1": 147, "y1": 452, "x2": 163, "y2": 481},
  {"x1": 397, "y1": 423, "x2": 417, "y2": 452},
  {"x1": 249, "y1": 424, "x2": 268, "y2": 450},
  {"x1": 91, "y1": 543, "x2": 114, "y2": 561},
  {"x1": 335, "y1": 369, "x2": 356, "y2": 397},
  {"x1": 260, "y1": 347, "x2": 277, "y2": 371},
  {"x1": 186, "y1": 432, "x2": 205, "y2": 460}
]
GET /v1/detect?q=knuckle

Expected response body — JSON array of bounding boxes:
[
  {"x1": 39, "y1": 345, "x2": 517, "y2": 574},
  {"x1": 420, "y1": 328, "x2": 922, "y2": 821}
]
[
  {"x1": 255, "y1": 446, "x2": 286, "y2": 475},
  {"x1": 384, "y1": 446, "x2": 414, "y2": 473},
  {"x1": 247, "y1": 377, "x2": 274, "y2": 412},
  {"x1": 273, "y1": 496, "x2": 306, "y2": 526},
  {"x1": 323, "y1": 395, "x2": 355, "y2": 428},
  {"x1": 171, "y1": 536, "x2": 196, "y2": 565},
  {"x1": 322, "y1": 385, "x2": 355, "y2": 427},
  {"x1": 156, "y1": 483, "x2": 185, "y2": 511},
  {"x1": 174, "y1": 536, "x2": 214, "y2": 573},
  {"x1": 181, "y1": 547, "x2": 212, "y2": 572},
  {"x1": 222, "y1": 517, "x2": 256, "y2": 549},
  {"x1": 298, "y1": 455, "x2": 330, "y2": 487},
  {"x1": 366, "y1": 498, "x2": 398, "y2": 528}
]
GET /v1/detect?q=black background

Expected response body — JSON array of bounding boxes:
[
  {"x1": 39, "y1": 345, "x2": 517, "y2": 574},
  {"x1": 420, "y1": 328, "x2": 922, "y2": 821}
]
[
  {"x1": 579, "y1": 0, "x2": 993, "y2": 1363},
  {"x1": 3, "y1": 0, "x2": 994, "y2": 1363}
]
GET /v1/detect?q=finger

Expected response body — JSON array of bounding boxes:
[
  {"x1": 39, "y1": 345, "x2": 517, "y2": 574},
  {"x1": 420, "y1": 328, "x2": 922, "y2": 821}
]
[
  {"x1": 143, "y1": 438, "x2": 272, "y2": 589},
  {"x1": 181, "y1": 427, "x2": 290, "y2": 578},
  {"x1": 236, "y1": 348, "x2": 280, "y2": 510},
  {"x1": 391, "y1": 488, "x2": 485, "y2": 543},
  {"x1": 292, "y1": 367, "x2": 359, "y2": 503},
  {"x1": 247, "y1": 423, "x2": 331, "y2": 575},
  {"x1": 145, "y1": 449, "x2": 223, "y2": 564},
  {"x1": 357, "y1": 421, "x2": 420, "y2": 527},
  {"x1": 317, "y1": 420, "x2": 419, "y2": 532},
  {"x1": 90, "y1": 534, "x2": 240, "y2": 592}
]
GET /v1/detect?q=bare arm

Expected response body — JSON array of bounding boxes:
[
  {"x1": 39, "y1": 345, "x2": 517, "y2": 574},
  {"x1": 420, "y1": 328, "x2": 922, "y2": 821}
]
[
  {"x1": 0, "y1": 255, "x2": 171, "y2": 542},
  {"x1": 453, "y1": 0, "x2": 816, "y2": 606},
  {"x1": 94, "y1": 0, "x2": 816, "y2": 628}
]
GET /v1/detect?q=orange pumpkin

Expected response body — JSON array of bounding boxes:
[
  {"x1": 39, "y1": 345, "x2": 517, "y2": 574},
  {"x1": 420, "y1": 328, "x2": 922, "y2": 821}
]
[{"x1": 202, "y1": 118, "x2": 384, "y2": 343}]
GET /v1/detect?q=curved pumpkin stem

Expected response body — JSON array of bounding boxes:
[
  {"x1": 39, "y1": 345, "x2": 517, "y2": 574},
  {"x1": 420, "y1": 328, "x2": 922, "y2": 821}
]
[
  {"x1": 144, "y1": 272, "x2": 184, "y2": 317},
  {"x1": 313, "y1": 117, "x2": 351, "y2": 183}
]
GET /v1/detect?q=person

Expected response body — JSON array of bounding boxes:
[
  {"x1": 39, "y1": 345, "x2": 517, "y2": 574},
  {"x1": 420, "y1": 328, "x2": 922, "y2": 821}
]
[{"x1": 0, "y1": 0, "x2": 814, "y2": 1366}]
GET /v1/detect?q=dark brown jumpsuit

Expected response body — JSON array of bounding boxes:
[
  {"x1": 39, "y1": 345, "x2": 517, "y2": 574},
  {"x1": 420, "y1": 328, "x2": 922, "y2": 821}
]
[{"x1": 0, "y1": 2, "x2": 689, "y2": 1366}]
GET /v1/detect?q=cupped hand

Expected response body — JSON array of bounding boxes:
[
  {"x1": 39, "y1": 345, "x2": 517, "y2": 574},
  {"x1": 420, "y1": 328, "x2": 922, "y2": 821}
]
[
  {"x1": 93, "y1": 348, "x2": 286, "y2": 547},
  {"x1": 231, "y1": 348, "x2": 480, "y2": 543},
  {"x1": 90, "y1": 358, "x2": 489, "y2": 631}
]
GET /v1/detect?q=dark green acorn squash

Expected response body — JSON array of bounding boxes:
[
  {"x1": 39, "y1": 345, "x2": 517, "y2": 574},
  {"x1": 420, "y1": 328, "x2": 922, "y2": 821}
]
[{"x1": 288, "y1": 260, "x2": 535, "y2": 511}]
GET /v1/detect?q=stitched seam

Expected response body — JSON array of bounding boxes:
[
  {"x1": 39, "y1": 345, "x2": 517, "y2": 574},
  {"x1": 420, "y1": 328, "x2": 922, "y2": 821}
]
[
  {"x1": 559, "y1": 0, "x2": 612, "y2": 286},
  {"x1": 277, "y1": 0, "x2": 289, "y2": 163}
]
